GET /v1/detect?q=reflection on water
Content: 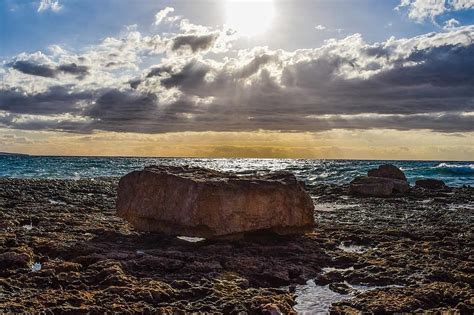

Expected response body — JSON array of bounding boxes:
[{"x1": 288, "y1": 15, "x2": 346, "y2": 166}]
[
  {"x1": 293, "y1": 279, "x2": 404, "y2": 314},
  {"x1": 1, "y1": 156, "x2": 472, "y2": 186},
  {"x1": 293, "y1": 280, "x2": 348, "y2": 314}
]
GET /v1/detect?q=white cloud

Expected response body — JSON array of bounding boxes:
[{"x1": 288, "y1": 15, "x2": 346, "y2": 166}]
[
  {"x1": 450, "y1": 0, "x2": 474, "y2": 10},
  {"x1": 443, "y1": 18, "x2": 461, "y2": 29},
  {"x1": 395, "y1": 0, "x2": 474, "y2": 23},
  {"x1": 154, "y1": 7, "x2": 180, "y2": 26},
  {"x1": 37, "y1": 0, "x2": 62, "y2": 13},
  {"x1": 315, "y1": 25, "x2": 326, "y2": 30}
]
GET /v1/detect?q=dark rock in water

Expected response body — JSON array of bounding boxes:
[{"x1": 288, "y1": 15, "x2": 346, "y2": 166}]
[
  {"x1": 349, "y1": 176, "x2": 409, "y2": 197},
  {"x1": 350, "y1": 164, "x2": 409, "y2": 197},
  {"x1": 116, "y1": 165, "x2": 315, "y2": 238},
  {"x1": 415, "y1": 179, "x2": 447, "y2": 190},
  {"x1": 368, "y1": 164, "x2": 407, "y2": 181}
]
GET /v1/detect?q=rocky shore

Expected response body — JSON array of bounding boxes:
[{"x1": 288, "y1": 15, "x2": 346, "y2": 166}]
[{"x1": 1, "y1": 176, "x2": 473, "y2": 314}]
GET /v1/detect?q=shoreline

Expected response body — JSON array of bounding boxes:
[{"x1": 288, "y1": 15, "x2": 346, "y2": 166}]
[{"x1": 1, "y1": 178, "x2": 473, "y2": 313}]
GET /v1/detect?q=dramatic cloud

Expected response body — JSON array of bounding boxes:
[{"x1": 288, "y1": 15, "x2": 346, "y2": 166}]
[
  {"x1": 10, "y1": 60, "x2": 89, "y2": 78},
  {"x1": 154, "y1": 7, "x2": 180, "y2": 26},
  {"x1": 171, "y1": 33, "x2": 219, "y2": 53},
  {"x1": 1, "y1": 8, "x2": 473, "y2": 135},
  {"x1": 37, "y1": 0, "x2": 62, "y2": 13},
  {"x1": 396, "y1": 0, "x2": 474, "y2": 22}
]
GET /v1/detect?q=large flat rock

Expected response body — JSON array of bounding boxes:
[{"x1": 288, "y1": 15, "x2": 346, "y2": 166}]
[
  {"x1": 349, "y1": 176, "x2": 409, "y2": 197},
  {"x1": 116, "y1": 166, "x2": 315, "y2": 238}
]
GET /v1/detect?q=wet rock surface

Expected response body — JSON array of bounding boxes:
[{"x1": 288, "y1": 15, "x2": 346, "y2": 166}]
[
  {"x1": 416, "y1": 178, "x2": 447, "y2": 190},
  {"x1": 1, "y1": 177, "x2": 473, "y2": 313}
]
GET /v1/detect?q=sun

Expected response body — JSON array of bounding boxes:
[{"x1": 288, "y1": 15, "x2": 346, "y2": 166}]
[{"x1": 224, "y1": 0, "x2": 275, "y2": 37}]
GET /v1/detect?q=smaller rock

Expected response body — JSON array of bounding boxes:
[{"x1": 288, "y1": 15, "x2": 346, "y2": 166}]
[
  {"x1": 0, "y1": 250, "x2": 32, "y2": 269},
  {"x1": 329, "y1": 282, "x2": 353, "y2": 294},
  {"x1": 368, "y1": 164, "x2": 407, "y2": 181},
  {"x1": 415, "y1": 179, "x2": 447, "y2": 190},
  {"x1": 349, "y1": 176, "x2": 408, "y2": 197},
  {"x1": 262, "y1": 303, "x2": 283, "y2": 315}
]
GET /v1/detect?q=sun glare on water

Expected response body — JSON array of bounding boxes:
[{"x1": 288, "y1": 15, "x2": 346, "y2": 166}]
[{"x1": 224, "y1": 0, "x2": 275, "y2": 37}]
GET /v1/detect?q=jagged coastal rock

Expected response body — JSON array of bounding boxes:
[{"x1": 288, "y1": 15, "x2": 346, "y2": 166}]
[
  {"x1": 350, "y1": 164, "x2": 409, "y2": 197},
  {"x1": 116, "y1": 166, "x2": 315, "y2": 238},
  {"x1": 2, "y1": 177, "x2": 473, "y2": 313}
]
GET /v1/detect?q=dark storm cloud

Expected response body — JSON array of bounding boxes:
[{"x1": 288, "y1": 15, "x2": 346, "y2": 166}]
[
  {"x1": 146, "y1": 65, "x2": 173, "y2": 78},
  {"x1": 161, "y1": 60, "x2": 210, "y2": 89},
  {"x1": 86, "y1": 89, "x2": 158, "y2": 121},
  {"x1": 0, "y1": 112, "x2": 88, "y2": 133},
  {"x1": 0, "y1": 86, "x2": 94, "y2": 115},
  {"x1": 237, "y1": 54, "x2": 276, "y2": 79},
  {"x1": 171, "y1": 33, "x2": 218, "y2": 52},
  {"x1": 10, "y1": 61, "x2": 89, "y2": 78},
  {"x1": 57, "y1": 63, "x2": 90, "y2": 77},
  {"x1": 11, "y1": 60, "x2": 56, "y2": 77}
]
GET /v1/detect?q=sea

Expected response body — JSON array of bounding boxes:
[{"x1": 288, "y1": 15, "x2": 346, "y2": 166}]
[{"x1": 0, "y1": 156, "x2": 473, "y2": 187}]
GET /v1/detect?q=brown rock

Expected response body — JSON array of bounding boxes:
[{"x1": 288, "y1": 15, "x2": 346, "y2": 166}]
[
  {"x1": 116, "y1": 166, "x2": 315, "y2": 238},
  {"x1": 415, "y1": 179, "x2": 447, "y2": 190},
  {"x1": 350, "y1": 164, "x2": 409, "y2": 197},
  {"x1": 349, "y1": 176, "x2": 409, "y2": 197},
  {"x1": 0, "y1": 249, "x2": 32, "y2": 269},
  {"x1": 368, "y1": 164, "x2": 407, "y2": 181}
]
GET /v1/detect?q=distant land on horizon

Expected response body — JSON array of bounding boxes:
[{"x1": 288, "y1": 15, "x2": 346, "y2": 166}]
[{"x1": 0, "y1": 152, "x2": 30, "y2": 156}]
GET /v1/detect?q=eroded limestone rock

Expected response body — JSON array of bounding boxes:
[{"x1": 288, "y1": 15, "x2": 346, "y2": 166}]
[{"x1": 116, "y1": 166, "x2": 315, "y2": 238}]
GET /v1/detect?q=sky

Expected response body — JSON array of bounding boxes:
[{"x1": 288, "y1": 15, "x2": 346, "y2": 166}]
[{"x1": 0, "y1": 0, "x2": 473, "y2": 160}]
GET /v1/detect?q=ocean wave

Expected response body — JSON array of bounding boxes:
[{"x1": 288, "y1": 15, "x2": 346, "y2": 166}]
[{"x1": 432, "y1": 163, "x2": 474, "y2": 175}]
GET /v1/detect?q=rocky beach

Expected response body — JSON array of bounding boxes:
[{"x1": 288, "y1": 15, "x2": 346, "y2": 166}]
[{"x1": 1, "y1": 168, "x2": 473, "y2": 314}]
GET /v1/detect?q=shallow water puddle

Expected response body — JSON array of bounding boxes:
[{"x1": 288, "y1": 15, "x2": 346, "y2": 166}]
[
  {"x1": 177, "y1": 236, "x2": 206, "y2": 242},
  {"x1": 293, "y1": 280, "x2": 349, "y2": 314},
  {"x1": 314, "y1": 203, "x2": 359, "y2": 212},
  {"x1": 322, "y1": 266, "x2": 354, "y2": 273},
  {"x1": 293, "y1": 280, "x2": 404, "y2": 313},
  {"x1": 48, "y1": 199, "x2": 67, "y2": 205},
  {"x1": 350, "y1": 283, "x2": 404, "y2": 292},
  {"x1": 31, "y1": 262, "x2": 42, "y2": 272},
  {"x1": 22, "y1": 223, "x2": 33, "y2": 230},
  {"x1": 337, "y1": 243, "x2": 370, "y2": 253}
]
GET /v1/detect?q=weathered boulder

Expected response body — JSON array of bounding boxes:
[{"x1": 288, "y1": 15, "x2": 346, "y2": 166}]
[
  {"x1": 415, "y1": 179, "x2": 447, "y2": 190},
  {"x1": 367, "y1": 164, "x2": 407, "y2": 181},
  {"x1": 349, "y1": 176, "x2": 409, "y2": 197},
  {"x1": 350, "y1": 164, "x2": 409, "y2": 197},
  {"x1": 116, "y1": 166, "x2": 315, "y2": 238}
]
